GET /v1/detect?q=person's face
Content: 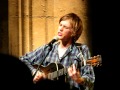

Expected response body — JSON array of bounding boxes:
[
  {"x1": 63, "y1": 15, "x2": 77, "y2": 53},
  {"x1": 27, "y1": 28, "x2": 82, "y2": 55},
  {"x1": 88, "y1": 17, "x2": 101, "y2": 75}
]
[{"x1": 57, "y1": 20, "x2": 73, "y2": 41}]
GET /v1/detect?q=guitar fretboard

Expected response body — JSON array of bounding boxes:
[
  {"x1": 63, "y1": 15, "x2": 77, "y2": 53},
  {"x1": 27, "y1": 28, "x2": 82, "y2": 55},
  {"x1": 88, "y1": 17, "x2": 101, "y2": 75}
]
[{"x1": 47, "y1": 67, "x2": 68, "y2": 80}]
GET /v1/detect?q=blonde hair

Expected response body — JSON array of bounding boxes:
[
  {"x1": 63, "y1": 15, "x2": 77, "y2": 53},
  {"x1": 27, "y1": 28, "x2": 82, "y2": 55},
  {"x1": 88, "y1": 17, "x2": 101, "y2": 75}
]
[{"x1": 59, "y1": 13, "x2": 83, "y2": 42}]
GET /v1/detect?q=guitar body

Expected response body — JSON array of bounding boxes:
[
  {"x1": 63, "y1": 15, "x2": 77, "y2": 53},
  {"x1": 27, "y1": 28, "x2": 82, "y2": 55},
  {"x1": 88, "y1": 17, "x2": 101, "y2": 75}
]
[
  {"x1": 33, "y1": 63, "x2": 67, "y2": 80},
  {"x1": 34, "y1": 63, "x2": 70, "y2": 90},
  {"x1": 39, "y1": 63, "x2": 64, "y2": 75}
]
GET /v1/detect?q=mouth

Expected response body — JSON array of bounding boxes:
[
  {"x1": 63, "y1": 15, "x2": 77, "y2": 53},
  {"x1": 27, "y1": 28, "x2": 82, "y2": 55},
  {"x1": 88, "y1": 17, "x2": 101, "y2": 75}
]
[{"x1": 58, "y1": 32, "x2": 62, "y2": 36}]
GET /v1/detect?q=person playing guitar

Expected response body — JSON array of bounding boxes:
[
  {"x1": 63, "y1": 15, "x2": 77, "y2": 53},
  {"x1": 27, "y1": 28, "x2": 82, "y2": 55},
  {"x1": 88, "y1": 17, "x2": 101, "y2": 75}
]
[{"x1": 20, "y1": 13, "x2": 101, "y2": 90}]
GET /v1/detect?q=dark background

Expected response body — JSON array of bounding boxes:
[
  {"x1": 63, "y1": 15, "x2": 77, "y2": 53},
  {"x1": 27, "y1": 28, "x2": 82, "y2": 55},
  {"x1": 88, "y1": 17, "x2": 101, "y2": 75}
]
[{"x1": 90, "y1": 0, "x2": 118, "y2": 90}]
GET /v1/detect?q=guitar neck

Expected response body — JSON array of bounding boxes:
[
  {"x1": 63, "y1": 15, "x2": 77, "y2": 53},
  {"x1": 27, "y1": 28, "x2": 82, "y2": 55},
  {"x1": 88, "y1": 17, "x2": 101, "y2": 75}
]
[{"x1": 47, "y1": 66, "x2": 68, "y2": 80}]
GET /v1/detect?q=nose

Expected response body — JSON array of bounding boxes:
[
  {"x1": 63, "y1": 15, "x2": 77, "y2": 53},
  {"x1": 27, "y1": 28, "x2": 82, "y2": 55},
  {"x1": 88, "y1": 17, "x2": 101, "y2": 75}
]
[{"x1": 59, "y1": 26, "x2": 63, "y2": 31}]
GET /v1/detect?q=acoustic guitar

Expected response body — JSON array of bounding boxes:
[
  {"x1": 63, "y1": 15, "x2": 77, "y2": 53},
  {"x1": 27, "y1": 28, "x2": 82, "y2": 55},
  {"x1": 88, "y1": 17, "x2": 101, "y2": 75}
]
[{"x1": 33, "y1": 55, "x2": 102, "y2": 80}]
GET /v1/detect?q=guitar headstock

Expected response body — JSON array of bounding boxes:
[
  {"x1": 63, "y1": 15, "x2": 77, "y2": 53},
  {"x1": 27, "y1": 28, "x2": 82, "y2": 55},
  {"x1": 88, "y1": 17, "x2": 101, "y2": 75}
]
[{"x1": 86, "y1": 55, "x2": 102, "y2": 67}]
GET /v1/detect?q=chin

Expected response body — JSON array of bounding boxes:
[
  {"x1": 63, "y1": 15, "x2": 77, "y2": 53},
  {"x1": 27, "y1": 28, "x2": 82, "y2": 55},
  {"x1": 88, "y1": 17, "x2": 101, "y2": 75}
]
[{"x1": 57, "y1": 36, "x2": 62, "y2": 39}]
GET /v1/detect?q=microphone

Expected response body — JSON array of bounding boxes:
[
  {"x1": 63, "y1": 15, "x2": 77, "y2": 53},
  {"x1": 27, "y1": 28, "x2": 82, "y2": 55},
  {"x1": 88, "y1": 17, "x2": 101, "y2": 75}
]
[{"x1": 47, "y1": 36, "x2": 59, "y2": 46}]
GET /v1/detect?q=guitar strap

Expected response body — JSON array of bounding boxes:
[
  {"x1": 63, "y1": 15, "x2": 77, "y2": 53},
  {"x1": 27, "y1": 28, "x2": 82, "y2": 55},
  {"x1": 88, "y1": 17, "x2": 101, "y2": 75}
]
[
  {"x1": 75, "y1": 43, "x2": 86, "y2": 66},
  {"x1": 55, "y1": 62, "x2": 59, "y2": 80}
]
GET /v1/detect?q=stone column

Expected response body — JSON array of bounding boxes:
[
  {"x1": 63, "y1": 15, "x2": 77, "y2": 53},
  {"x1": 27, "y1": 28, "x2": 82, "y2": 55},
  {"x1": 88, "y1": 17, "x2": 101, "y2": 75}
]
[
  {"x1": 21, "y1": 0, "x2": 32, "y2": 54},
  {"x1": 8, "y1": 0, "x2": 32, "y2": 56},
  {"x1": 8, "y1": 0, "x2": 20, "y2": 56}
]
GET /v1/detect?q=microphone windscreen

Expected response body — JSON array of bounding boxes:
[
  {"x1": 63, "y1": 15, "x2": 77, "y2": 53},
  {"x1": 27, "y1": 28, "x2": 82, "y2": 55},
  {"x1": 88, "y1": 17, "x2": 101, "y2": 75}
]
[{"x1": 53, "y1": 36, "x2": 59, "y2": 41}]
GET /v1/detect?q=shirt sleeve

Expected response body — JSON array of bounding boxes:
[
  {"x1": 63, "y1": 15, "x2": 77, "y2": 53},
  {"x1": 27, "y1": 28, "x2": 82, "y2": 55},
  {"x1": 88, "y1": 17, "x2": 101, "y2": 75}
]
[
  {"x1": 19, "y1": 45, "x2": 46, "y2": 74},
  {"x1": 80, "y1": 44, "x2": 95, "y2": 89}
]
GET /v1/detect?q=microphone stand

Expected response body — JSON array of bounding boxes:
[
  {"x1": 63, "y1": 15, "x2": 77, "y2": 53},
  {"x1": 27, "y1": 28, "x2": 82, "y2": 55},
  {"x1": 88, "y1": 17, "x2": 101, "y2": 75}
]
[{"x1": 32, "y1": 45, "x2": 52, "y2": 79}]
